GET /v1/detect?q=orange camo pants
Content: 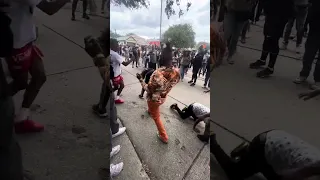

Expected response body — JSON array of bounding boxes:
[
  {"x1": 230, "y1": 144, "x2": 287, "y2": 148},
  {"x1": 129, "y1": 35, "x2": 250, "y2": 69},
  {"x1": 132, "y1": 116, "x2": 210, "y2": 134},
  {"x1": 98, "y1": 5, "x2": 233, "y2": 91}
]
[{"x1": 147, "y1": 100, "x2": 168, "y2": 142}]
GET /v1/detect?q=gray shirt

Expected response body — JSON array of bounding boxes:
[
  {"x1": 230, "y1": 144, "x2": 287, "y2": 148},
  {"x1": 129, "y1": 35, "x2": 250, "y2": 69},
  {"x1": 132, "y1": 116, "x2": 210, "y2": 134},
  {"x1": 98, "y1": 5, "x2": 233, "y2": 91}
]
[
  {"x1": 149, "y1": 51, "x2": 157, "y2": 63},
  {"x1": 265, "y1": 130, "x2": 320, "y2": 176}
]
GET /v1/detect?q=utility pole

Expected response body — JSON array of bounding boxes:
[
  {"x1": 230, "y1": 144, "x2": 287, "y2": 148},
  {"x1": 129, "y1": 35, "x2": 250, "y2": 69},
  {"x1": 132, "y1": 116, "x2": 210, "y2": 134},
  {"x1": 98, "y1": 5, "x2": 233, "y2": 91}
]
[{"x1": 159, "y1": 0, "x2": 163, "y2": 47}]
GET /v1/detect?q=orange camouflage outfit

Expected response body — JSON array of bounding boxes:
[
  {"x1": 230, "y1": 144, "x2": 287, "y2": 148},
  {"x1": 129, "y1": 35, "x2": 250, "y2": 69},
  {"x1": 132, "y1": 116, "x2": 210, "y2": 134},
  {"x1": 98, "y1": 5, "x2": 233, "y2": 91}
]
[
  {"x1": 211, "y1": 23, "x2": 226, "y2": 69},
  {"x1": 139, "y1": 66, "x2": 180, "y2": 143}
]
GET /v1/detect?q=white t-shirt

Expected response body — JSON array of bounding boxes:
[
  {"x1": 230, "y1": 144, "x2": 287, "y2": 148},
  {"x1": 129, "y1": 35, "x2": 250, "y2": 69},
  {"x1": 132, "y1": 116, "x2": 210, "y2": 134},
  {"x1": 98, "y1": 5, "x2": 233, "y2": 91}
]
[
  {"x1": 3, "y1": 0, "x2": 42, "y2": 49},
  {"x1": 192, "y1": 103, "x2": 210, "y2": 118},
  {"x1": 265, "y1": 130, "x2": 320, "y2": 176},
  {"x1": 110, "y1": 49, "x2": 125, "y2": 77}
]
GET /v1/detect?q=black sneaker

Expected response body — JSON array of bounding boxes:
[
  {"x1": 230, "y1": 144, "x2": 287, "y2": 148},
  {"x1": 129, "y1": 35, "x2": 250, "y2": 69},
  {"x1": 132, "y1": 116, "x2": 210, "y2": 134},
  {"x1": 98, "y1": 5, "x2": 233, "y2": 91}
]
[
  {"x1": 257, "y1": 67, "x2": 274, "y2": 78},
  {"x1": 249, "y1": 60, "x2": 266, "y2": 69},
  {"x1": 230, "y1": 142, "x2": 249, "y2": 159},
  {"x1": 170, "y1": 103, "x2": 178, "y2": 110},
  {"x1": 82, "y1": 14, "x2": 90, "y2": 20},
  {"x1": 71, "y1": 15, "x2": 75, "y2": 21},
  {"x1": 190, "y1": 83, "x2": 196, "y2": 86},
  {"x1": 197, "y1": 134, "x2": 209, "y2": 143},
  {"x1": 188, "y1": 80, "x2": 193, "y2": 84},
  {"x1": 92, "y1": 104, "x2": 107, "y2": 118}
]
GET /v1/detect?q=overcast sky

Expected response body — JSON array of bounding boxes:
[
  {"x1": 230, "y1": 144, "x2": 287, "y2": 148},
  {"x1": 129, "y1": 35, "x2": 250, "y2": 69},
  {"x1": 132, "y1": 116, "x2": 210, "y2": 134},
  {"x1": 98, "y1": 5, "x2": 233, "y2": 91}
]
[{"x1": 110, "y1": 0, "x2": 210, "y2": 43}]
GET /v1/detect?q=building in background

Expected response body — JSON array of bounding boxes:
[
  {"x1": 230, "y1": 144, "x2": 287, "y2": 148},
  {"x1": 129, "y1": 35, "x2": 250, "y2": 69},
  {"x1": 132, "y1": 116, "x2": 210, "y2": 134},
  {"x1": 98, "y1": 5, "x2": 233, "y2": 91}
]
[{"x1": 117, "y1": 34, "x2": 149, "y2": 46}]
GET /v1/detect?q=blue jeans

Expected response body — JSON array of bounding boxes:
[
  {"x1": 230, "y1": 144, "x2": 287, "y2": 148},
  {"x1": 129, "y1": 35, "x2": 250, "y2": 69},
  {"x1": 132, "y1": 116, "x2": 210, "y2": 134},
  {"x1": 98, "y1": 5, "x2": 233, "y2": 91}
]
[{"x1": 180, "y1": 66, "x2": 188, "y2": 80}]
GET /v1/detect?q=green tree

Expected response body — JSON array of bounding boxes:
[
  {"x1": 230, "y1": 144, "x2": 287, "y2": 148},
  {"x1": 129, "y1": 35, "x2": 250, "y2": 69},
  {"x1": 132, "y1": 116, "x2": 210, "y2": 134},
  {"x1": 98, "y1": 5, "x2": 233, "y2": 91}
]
[
  {"x1": 111, "y1": 0, "x2": 192, "y2": 19},
  {"x1": 162, "y1": 23, "x2": 195, "y2": 48}
]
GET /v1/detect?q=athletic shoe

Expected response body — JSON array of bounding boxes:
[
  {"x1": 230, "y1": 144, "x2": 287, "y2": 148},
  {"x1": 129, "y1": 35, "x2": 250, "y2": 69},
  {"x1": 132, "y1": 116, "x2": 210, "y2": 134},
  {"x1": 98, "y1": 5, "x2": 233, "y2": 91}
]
[
  {"x1": 249, "y1": 60, "x2": 266, "y2": 69},
  {"x1": 188, "y1": 80, "x2": 193, "y2": 84},
  {"x1": 110, "y1": 162, "x2": 124, "y2": 177},
  {"x1": 190, "y1": 83, "x2": 195, "y2": 86},
  {"x1": 170, "y1": 103, "x2": 178, "y2": 110},
  {"x1": 157, "y1": 133, "x2": 168, "y2": 144},
  {"x1": 112, "y1": 127, "x2": 126, "y2": 138},
  {"x1": 293, "y1": 76, "x2": 307, "y2": 84},
  {"x1": 257, "y1": 67, "x2": 274, "y2": 78},
  {"x1": 15, "y1": 119, "x2": 44, "y2": 134},
  {"x1": 110, "y1": 145, "x2": 121, "y2": 158},
  {"x1": 227, "y1": 57, "x2": 234, "y2": 65},
  {"x1": 310, "y1": 82, "x2": 320, "y2": 90},
  {"x1": 230, "y1": 142, "x2": 249, "y2": 159},
  {"x1": 138, "y1": 94, "x2": 144, "y2": 99},
  {"x1": 82, "y1": 14, "x2": 90, "y2": 20},
  {"x1": 115, "y1": 98, "x2": 124, "y2": 104},
  {"x1": 92, "y1": 104, "x2": 107, "y2": 117},
  {"x1": 71, "y1": 15, "x2": 75, "y2": 21}
]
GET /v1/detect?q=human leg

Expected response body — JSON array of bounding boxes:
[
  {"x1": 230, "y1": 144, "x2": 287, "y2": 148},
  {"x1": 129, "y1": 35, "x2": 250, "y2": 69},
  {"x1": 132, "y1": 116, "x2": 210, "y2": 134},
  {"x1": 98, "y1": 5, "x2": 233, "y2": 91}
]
[
  {"x1": 71, "y1": 0, "x2": 79, "y2": 20},
  {"x1": 147, "y1": 100, "x2": 168, "y2": 143}
]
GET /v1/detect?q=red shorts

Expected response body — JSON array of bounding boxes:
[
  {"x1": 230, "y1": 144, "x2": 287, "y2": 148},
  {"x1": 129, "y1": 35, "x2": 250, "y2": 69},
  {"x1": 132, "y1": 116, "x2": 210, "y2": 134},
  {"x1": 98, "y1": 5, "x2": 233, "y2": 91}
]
[
  {"x1": 112, "y1": 75, "x2": 124, "y2": 87},
  {"x1": 6, "y1": 42, "x2": 43, "y2": 73}
]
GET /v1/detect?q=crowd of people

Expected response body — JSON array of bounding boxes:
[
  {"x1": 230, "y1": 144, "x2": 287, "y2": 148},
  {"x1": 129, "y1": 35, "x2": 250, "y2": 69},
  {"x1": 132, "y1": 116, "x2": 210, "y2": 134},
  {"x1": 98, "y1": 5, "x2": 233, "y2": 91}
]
[
  {"x1": 212, "y1": 0, "x2": 320, "y2": 87},
  {"x1": 100, "y1": 38, "x2": 213, "y2": 178},
  {"x1": 210, "y1": 0, "x2": 320, "y2": 180},
  {"x1": 117, "y1": 43, "x2": 211, "y2": 90}
]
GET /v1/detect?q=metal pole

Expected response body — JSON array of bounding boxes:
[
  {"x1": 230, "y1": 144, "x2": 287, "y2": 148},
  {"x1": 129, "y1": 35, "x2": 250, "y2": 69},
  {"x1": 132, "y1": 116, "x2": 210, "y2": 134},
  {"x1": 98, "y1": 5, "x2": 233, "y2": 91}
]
[{"x1": 159, "y1": 0, "x2": 163, "y2": 47}]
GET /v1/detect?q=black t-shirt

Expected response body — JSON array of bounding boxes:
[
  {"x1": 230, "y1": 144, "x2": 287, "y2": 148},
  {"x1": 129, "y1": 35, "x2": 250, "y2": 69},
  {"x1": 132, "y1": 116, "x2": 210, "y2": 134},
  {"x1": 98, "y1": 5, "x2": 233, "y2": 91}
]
[{"x1": 133, "y1": 48, "x2": 138, "y2": 57}]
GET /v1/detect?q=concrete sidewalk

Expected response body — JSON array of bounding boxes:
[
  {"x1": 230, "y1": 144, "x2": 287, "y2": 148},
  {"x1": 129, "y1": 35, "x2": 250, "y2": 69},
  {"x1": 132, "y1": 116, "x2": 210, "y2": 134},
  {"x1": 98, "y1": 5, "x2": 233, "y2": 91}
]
[
  {"x1": 112, "y1": 66, "x2": 210, "y2": 180},
  {"x1": 12, "y1": 8, "x2": 213, "y2": 180}
]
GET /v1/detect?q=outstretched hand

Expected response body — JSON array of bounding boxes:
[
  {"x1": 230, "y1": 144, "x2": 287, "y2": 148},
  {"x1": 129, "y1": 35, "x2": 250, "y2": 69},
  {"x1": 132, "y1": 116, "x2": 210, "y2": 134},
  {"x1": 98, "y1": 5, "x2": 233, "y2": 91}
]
[{"x1": 298, "y1": 89, "x2": 320, "y2": 101}]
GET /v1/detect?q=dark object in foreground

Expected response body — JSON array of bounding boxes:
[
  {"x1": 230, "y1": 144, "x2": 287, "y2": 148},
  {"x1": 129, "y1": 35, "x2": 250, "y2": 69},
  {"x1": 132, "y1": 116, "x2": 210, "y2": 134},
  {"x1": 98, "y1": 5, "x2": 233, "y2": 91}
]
[{"x1": 299, "y1": 89, "x2": 320, "y2": 100}]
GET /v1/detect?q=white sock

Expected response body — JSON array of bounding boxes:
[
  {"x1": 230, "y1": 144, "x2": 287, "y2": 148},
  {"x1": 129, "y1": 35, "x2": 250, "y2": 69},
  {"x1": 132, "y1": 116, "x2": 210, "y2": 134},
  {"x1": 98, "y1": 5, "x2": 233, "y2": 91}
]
[
  {"x1": 16, "y1": 108, "x2": 30, "y2": 122},
  {"x1": 115, "y1": 96, "x2": 120, "y2": 100}
]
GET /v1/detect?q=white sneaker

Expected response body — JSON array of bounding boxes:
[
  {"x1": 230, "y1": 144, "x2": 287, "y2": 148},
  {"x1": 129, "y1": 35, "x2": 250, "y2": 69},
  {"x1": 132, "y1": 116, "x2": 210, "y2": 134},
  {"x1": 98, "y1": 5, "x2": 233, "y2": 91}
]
[
  {"x1": 110, "y1": 145, "x2": 121, "y2": 158},
  {"x1": 310, "y1": 82, "x2": 320, "y2": 90},
  {"x1": 293, "y1": 76, "x2": 307, "y2": 84},
  {"x1": 112, "y1": 127, "x2": 126, "y2": 138},
  {"x1": 110, "y1": 162, "x2": 124, "y2": 177}
]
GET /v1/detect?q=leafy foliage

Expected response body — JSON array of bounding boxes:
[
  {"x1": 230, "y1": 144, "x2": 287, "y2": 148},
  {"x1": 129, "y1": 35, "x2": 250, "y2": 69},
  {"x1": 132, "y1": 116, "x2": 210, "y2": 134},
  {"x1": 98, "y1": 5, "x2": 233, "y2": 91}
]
[
  {"x1": 162, "y1": 23, "x2": 195, "y2": 48},
  {"x1": 111, "y1": 0, "x2": 192, "y2": 19}
]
